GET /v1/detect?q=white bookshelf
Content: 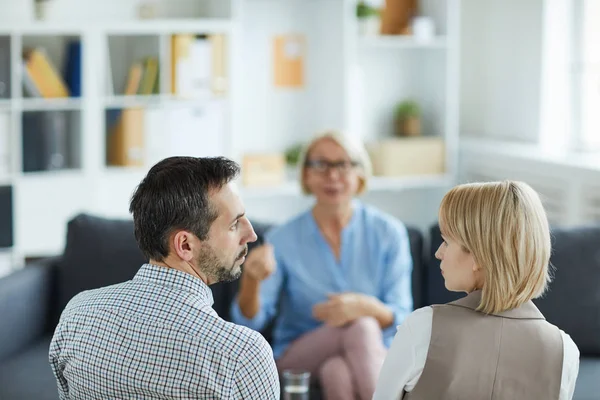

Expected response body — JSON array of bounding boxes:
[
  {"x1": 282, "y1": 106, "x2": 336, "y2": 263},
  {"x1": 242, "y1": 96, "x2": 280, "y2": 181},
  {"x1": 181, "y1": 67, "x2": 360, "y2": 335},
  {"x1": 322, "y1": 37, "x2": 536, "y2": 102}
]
[
  {"x1": 358, "y1": 36, "x2": 448, "y2": 49},
  {"x1": 0, "y1": 0, "x2": 461, "y2": 267}
]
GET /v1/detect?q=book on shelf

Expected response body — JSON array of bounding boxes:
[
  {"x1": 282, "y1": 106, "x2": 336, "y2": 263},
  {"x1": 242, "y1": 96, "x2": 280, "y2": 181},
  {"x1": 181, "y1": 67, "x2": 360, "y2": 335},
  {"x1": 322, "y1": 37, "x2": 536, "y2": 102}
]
[
  {"x1": 64, "y1": 40, "x2": 82, "y2": 97},
  {"x1": 22, "y1": 48, "x2": 70, "y2": 98},
  {"x1": 171, "y1": 33, "x2": 227, "y2": 100},
  {"x1": 124, "y1": 63, "x2": 143, "y2": 96},
  {"x1": 0, "y1": 185, "x2": 13, "y2": 249},
  {"x1": 0, "y1": 39, "x2": 10, "y2": 99},
  {"x1": 107, "y1": 107, "x2": 145, "y2": 167},
  {"x1": 210, "y1": 34, "x2": 227, "y2": 96},
  {"x1": 0, "y1": 112, "x2": 9, "y2": 176},
  {"x1": 139, "y1": 57, "x2": 159, "y2": 95},
  {"x1": 22, "y1": 111, "x2": 70, "y2": 172},
  {"x1": 121, "y1": 57, "x2": 159, "y2": 96}
]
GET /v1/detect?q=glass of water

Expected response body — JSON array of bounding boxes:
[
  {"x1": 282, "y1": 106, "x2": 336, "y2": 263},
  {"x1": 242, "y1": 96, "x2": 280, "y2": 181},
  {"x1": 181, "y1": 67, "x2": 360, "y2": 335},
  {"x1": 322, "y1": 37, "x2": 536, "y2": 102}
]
[{"x1": 283, "y1": 369, "x2": 310, "y2": 400}]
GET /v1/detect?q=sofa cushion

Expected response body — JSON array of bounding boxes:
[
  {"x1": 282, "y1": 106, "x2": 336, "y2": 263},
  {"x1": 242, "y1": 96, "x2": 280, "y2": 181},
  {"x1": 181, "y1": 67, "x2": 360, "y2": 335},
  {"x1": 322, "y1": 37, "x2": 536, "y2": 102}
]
[
  {"x1": 0, "y1": 261, "x2": 54, "y2": 361},
  {"x1": 56, "y1": 214, "x2": 146, "y2": 317},
  {"x1": 406, "y1": 226, "x2": 425, "y2": 309},
  {"x1": 574, "y1": 357, "x2": 600, "y2": 400},
  {"x1": 534, "y1": 225, "x2": 600, "y2": 356},
  {"x1": 0, "y1": 336, "x2": 58, "y2": 400}
]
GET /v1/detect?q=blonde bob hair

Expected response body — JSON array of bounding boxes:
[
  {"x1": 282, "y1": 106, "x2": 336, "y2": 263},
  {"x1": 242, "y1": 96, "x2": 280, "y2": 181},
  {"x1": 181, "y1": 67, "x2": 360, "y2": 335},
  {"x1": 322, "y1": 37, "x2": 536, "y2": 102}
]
[
  {"x1": 298, "y1": 131, "x2": 372, "y2": 195},
  {"x1": 439, "y1": 180, "x2": 552, "y2": 314}
]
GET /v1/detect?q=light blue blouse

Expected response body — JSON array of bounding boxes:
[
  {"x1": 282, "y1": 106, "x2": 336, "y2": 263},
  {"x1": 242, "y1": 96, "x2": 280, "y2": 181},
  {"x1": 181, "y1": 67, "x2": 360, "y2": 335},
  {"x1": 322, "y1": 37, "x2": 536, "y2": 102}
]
[{"x1": 230, "y1": 201, "x2": 414, "y2": 359}]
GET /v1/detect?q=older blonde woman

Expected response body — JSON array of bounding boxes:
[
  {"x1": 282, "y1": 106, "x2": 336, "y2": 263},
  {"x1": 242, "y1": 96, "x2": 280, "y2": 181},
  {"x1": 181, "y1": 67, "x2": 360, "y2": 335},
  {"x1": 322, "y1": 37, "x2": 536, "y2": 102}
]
[
  {"x1": 230, "y1": 132, "x2": 413, "y2": 400},
  {"x1": 374, "y1": 181, "x2": 580, "y2": 400}
]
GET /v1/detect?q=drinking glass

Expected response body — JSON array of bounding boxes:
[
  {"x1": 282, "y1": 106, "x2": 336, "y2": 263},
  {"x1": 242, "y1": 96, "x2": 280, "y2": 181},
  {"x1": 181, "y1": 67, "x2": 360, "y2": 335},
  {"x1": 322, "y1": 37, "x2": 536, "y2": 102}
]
[{"x1": 283, "y1": 369, "x2": 310, "y2": 400}]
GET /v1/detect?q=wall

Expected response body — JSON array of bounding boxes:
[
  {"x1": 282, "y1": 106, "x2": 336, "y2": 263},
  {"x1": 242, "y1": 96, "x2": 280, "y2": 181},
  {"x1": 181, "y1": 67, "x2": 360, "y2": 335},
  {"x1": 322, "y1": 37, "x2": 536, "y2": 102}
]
[
  {"x1": 459, "y1": 0, "x2": 544, "y2": 142},
  {"x1": 234, "y1": 0, "x2": 346, "y2": 159},
  {"x1": 459, "y1": 138, "x2": 600, "y2": 227}
]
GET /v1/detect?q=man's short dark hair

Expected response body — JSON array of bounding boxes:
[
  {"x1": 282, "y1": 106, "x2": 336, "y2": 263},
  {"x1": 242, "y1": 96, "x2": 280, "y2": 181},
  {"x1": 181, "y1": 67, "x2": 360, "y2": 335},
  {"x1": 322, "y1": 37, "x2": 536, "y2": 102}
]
[{"x1": 129, "y1": 156, "x2": 240, "y2": 261}]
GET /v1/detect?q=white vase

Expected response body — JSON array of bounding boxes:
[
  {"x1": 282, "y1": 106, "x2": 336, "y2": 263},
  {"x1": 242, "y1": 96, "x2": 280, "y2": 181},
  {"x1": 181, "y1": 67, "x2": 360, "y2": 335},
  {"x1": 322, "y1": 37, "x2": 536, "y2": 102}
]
[
  {"x1": 34, "y1": 1, "x2": 52, "y2": 20},
  {"x1": 358, "y1": 17, "x2": 380, "y2": 36}
]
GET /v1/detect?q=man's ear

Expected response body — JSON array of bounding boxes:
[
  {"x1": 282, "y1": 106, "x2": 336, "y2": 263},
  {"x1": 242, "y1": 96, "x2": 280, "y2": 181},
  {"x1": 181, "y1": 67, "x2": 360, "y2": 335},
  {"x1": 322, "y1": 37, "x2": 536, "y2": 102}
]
[{"x1": 172, "y1": 231, "x2": 195, "y2": 262}]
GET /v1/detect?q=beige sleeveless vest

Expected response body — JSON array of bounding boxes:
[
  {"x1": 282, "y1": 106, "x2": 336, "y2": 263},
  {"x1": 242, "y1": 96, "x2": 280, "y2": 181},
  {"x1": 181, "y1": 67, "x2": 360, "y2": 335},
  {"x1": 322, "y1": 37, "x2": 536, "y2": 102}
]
[{"x1": 405, "y1": 290, "x2": 564, "y2": 400}]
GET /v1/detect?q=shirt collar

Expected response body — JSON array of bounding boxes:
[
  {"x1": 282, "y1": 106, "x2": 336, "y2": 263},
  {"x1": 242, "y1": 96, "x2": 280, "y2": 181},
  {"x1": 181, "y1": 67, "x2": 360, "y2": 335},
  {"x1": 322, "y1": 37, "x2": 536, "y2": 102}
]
[
  {"x1": 133, "y1": 263, "x2": 214, "y2": 306},
  {"x1": 449, "y1": 289, "x2": 545, "y2": 320}
]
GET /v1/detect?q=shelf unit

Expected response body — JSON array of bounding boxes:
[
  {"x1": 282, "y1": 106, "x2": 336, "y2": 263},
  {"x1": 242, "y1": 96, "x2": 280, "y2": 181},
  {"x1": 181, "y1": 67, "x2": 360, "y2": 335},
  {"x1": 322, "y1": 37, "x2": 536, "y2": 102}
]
[
  {"x1": 0, "y1": 0, "x2": 461, "y2": 268},
  {"x1": 358, "y1": 35, "x2": 448, "y2": 49}
]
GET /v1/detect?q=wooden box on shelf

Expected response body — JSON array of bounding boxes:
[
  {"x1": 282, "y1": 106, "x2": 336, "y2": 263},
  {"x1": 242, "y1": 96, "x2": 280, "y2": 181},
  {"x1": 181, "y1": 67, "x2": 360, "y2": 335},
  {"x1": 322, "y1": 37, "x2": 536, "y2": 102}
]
[
  {"x1": 366, "y1": 137, "x2": 445, "y2": 176},
  {"x1": 241, "y1": 153, "x2": 286, "y2": 187}
]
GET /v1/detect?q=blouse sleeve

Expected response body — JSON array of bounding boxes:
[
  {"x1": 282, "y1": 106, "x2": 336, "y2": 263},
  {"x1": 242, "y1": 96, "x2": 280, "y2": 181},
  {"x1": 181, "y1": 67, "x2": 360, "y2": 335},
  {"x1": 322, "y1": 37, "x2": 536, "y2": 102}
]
[
  {"x1": 230, "y1": 234, "x2": 286, "y2": 332},
  {"x1": 373, "y1": 307, "x2": 433, "y2": 400}
]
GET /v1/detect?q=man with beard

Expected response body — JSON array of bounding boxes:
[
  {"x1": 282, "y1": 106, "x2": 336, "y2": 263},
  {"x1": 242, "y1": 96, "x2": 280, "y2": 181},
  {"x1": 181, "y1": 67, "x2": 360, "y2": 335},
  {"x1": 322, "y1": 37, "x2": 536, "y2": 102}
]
[{"x1": 49, "y1": 156, "x2": 280, "y2": 400}]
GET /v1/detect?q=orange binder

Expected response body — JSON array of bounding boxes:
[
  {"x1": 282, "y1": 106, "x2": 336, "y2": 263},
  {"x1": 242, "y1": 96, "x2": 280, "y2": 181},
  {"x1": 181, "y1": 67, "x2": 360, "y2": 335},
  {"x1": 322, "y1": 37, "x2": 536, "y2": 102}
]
[
  {"x1": 107, "y1": 108, "x2": 145, "y2": 167},
  {"x1": 23, "y1": 48, "x2": 70, "y2": 98}
]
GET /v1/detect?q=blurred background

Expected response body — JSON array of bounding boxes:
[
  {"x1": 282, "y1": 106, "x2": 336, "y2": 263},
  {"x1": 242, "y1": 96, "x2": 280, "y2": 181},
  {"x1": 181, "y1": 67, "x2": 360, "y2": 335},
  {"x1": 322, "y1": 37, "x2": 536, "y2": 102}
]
[
  {"x1": 1, "y1": 1, "x2": 600, "y2": 399},
  {"x1": 0, "y1": 0, "x2": 597, "y2": 274}
]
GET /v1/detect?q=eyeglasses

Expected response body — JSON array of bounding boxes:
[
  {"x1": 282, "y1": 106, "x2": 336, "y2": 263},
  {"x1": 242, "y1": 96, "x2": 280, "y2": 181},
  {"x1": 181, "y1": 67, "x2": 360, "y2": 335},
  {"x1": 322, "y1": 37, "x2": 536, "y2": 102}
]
[{"x1": 305, "y1": 159, "x2": 360, "y2": 174}]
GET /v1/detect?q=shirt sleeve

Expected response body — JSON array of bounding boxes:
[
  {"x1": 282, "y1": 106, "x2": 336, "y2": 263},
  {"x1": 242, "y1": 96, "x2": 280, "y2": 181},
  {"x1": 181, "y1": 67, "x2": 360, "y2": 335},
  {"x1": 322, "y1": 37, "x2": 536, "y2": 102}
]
[
  {"x1": 48, "y1": 325, "x2": 70, "y2": 400},
  {"x1": 559, "y1": 330, "x2": 580, "y2": 400},
  {"x1": 230, "y1": 241, "x2": 285, "y2": 333},
  {"x1": 373, "y1": 307, "x2": 432, "y2": 400},
  {"x1": 233, "y1": 333, "x2": 281, "y2": 400},
  {"x1": 380, "y1": 220, "x2": 414, "y2": 340}
]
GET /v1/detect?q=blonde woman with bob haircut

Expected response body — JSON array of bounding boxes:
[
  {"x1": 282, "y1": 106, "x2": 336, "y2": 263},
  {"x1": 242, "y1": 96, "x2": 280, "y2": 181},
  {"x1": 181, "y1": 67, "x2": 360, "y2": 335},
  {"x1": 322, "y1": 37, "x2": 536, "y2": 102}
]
[
  {"x1": 231, "y1": 131, "x2": 414, "y2": 400},
  {"x1": 374, "y1": 180, "x2": 580, "y2": 400}
]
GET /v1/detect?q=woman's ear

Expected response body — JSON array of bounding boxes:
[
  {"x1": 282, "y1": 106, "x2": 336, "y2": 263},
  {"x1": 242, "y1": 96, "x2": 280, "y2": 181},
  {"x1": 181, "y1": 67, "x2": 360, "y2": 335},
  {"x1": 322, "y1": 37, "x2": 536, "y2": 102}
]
[
  {"x1": 356, "y1": 175, "x2": 367, "y2": 195},
  {"x1": 469, "y1": 254, "x2": 480, "y2": 272}
]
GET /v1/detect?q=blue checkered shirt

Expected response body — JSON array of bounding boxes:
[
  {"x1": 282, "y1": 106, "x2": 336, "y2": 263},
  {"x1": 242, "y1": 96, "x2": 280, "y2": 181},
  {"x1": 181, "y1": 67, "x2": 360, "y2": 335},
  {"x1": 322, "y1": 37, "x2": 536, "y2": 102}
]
[{"x1": 49, "y1": 263, "x2": 280, "y2": 399}]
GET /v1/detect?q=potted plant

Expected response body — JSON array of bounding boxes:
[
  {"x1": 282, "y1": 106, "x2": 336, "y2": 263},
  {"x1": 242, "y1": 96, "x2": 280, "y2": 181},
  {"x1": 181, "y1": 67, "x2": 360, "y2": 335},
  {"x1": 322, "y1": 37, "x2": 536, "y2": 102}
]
[
  {"x1": 356, "y1": 1, "x2": 381, "y2": 36},
  {"x1": 285, "y1": 143, "x2": 303, "y2": 167},
  {"x1": 394, "y1": 100, "x2": 421, "y2": 137}
]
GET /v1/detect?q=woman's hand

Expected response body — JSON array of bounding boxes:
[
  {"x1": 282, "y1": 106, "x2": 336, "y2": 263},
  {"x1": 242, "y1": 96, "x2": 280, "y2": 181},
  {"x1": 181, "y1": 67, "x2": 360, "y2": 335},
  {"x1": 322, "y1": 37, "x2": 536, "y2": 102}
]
[
  {"x1": 242, "y1": 244, "x2": 276, "y2": 281},
  {"x1": 312, "y1": 293, "x2": 369, "y2": 327},
  {"x1": 312, "y1": 293, "x2": 395, "y2": 328}
]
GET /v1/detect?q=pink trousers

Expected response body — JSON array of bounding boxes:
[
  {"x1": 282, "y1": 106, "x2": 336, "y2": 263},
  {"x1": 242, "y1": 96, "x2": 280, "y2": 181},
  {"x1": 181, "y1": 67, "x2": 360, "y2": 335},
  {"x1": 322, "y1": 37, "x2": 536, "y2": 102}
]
[{"x1": 276, "y1": 317, "x2": 387, "y2": 400}]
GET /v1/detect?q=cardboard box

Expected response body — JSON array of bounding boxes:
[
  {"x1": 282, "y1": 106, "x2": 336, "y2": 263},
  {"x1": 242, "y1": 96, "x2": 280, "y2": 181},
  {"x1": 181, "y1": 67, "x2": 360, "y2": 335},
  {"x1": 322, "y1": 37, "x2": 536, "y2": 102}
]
[
  {"x1": 242, "y1": 153, "x2": 286, "y2": 187},
  {"x1": 366, "y1": 137, "x2": 445, "y2": 176}
]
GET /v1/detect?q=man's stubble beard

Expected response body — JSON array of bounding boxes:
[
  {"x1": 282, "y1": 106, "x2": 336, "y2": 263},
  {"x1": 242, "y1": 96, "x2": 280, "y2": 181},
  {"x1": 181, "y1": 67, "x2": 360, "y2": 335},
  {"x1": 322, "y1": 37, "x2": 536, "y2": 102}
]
[{"x1": 196, "y1": 245, "x2": 247, "y2": 284}]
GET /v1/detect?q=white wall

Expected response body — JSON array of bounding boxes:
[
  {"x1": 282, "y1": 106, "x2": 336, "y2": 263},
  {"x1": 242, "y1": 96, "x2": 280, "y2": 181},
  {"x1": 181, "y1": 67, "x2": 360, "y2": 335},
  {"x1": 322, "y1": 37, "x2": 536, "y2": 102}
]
[
  {"x1": 460, "y1": 0, "x2": 544, "y2": 142},
  {"x1": 234, "y1": 0, "x2": 346, "y2": 159}
]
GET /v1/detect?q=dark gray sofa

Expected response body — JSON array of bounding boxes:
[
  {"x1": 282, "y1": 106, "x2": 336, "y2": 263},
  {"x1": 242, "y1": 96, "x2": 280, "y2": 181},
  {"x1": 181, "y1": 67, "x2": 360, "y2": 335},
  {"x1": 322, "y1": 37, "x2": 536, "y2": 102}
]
[{"x1": 0, "y1": 214, "x2": 597, "y2": 399}]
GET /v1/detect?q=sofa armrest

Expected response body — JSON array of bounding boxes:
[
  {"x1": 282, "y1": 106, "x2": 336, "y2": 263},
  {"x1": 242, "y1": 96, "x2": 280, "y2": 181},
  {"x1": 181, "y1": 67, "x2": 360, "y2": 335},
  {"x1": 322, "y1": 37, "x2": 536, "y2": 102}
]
[{"x1": 0, "y1": 258, "x2": 59, "y2": 361}]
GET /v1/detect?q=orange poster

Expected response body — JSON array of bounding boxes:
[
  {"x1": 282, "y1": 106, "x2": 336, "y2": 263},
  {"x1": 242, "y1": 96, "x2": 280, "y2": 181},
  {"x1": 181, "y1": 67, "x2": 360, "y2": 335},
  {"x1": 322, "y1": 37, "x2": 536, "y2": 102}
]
[{"x1": 273, "y1": 34, "x2": 305, "y2": 88}]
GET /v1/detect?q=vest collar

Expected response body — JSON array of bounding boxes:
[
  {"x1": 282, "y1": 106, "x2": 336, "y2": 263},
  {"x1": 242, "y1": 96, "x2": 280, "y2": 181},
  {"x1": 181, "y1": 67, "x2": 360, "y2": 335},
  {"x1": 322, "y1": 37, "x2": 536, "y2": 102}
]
[{"x1": 448, "y1": 290, "x2": 545, "y2": 320}]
